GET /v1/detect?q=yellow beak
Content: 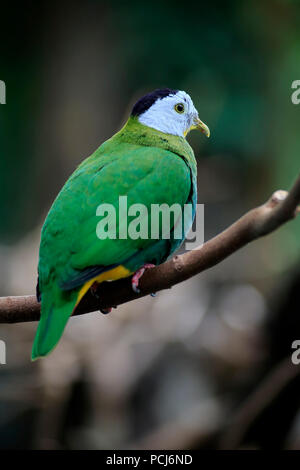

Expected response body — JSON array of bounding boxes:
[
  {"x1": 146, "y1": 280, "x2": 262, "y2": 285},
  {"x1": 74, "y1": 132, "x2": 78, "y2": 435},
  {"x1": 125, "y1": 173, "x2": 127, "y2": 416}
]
[
  {"x1": 192, "y1": 117, "x2": 210, "y2": 138},
  {"x1": 184, "y1": 117, "x2": 210, "y2": 138}
]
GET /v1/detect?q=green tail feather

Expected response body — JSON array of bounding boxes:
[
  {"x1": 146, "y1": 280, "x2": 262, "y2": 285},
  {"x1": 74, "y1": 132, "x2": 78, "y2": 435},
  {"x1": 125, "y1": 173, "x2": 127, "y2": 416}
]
[{"x1": 31, "y1": 287, "x2": 78, "y2": 360}]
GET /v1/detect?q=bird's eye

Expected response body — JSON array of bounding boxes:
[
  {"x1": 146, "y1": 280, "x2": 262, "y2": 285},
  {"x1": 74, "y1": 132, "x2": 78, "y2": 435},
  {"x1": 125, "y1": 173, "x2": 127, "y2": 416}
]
[{"x1": 174, "y1": 103, "x2": 185, "y2": 114}]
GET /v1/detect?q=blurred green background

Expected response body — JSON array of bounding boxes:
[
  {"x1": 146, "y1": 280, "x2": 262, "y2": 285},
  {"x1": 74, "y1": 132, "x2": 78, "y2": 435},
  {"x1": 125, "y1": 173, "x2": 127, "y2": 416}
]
[{"x1": 0, "y1": 0, "x2": 300, "y2": 450}]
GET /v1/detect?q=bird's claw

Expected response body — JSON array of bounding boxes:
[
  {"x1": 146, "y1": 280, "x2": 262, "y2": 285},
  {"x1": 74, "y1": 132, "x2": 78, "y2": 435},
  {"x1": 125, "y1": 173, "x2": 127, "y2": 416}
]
[
  {"x1": 131, "y1": 264, "x2": 155, "y2": 294},
  {"x1": 90, "y1": 281, "x2": 113, "y2": 315},
  {"x1": 99, "y1": 307, "x2": 112, "y2": 315},
  {"x1": 132, "y1": 283, "x2": 141, "y2": 294}
]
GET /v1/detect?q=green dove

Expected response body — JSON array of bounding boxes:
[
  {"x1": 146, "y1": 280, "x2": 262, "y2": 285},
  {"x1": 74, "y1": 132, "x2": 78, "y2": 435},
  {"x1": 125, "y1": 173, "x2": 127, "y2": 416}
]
[{"x1": 32, "y1": 88, "x2": 210, "y2": 360}]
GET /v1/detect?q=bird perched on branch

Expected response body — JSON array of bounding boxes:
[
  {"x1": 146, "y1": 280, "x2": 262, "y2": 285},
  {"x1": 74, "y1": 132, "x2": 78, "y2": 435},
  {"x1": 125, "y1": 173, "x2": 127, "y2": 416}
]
[{"x1": 32, "y1": 88, "x2": 210, "y2": 359}]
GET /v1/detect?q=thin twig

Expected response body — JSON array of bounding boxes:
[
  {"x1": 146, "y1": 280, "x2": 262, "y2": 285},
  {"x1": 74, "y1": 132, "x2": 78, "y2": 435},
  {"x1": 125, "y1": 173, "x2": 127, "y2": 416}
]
[
  {"x1": 219, "y1": 357, "x2": 300, "y2": 449},
  {"x1": 0, "y1": 174, "x2": 300, "y2": 324}
]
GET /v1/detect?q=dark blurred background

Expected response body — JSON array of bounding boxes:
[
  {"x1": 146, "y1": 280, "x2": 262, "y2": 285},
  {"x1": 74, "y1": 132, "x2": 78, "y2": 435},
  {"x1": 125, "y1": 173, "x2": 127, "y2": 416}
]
[{"x1": 0, "y1": 0, "x2": 300, "y2": 450}]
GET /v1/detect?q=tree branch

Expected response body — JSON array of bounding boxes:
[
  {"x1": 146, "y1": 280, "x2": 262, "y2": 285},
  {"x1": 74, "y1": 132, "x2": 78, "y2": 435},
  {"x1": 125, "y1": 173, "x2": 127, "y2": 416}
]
[
  {"x1": 1, "y1": 174, "x2": 300, "y2": 324},
  {"x1": 219, "y1": 357, "x2": 300, "y2": 449}
]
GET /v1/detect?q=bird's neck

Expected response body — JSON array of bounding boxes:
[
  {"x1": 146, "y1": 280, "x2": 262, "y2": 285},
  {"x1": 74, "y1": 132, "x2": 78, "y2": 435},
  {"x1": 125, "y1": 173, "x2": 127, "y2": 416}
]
[{"x1": 113, "y1": 117, "x2": 197, "y2": 175}]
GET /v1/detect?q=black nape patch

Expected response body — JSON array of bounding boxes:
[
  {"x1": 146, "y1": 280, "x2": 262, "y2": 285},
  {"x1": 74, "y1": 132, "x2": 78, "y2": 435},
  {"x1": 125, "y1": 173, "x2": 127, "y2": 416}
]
[{"x1": 131, "y1": 88, "x2": 178, "y2": 117}]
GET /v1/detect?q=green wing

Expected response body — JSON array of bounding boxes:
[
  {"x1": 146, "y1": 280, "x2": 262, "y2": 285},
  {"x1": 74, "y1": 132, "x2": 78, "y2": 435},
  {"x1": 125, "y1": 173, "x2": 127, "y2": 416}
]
[{"x1": 39, "y1": 142, "x2": 192, "y2": 289}]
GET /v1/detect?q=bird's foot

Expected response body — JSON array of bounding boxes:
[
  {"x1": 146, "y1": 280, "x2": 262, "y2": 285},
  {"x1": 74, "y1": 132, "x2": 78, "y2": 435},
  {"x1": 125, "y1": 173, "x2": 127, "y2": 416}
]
[
  {"x1": 100, "y1": 307, "x2": 113, "y2": 315},
  {"x1": 131, "y1": 264, "x2": 155, "y2": 294},
  {"x1": 90, "y1": 281, "x2": 112, "y2": 315}
]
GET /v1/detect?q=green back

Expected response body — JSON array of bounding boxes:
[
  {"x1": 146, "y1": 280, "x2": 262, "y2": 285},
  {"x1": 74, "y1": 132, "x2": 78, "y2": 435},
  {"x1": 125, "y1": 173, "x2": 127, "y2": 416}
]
[
  {"x1": 33, "y1": 117, "x2": 197, "y2": 359},
  {"x1": 39, "y1": 117, "x2": 197, "y2": 290}
]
